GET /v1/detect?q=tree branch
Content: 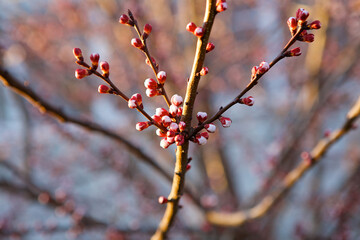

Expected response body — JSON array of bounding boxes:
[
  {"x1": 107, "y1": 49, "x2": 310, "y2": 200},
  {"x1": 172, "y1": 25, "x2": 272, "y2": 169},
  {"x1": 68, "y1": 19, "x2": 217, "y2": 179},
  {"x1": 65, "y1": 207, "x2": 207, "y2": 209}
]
[{"x1": 206, "y1": 95, "x2": 360, "y2": 226}]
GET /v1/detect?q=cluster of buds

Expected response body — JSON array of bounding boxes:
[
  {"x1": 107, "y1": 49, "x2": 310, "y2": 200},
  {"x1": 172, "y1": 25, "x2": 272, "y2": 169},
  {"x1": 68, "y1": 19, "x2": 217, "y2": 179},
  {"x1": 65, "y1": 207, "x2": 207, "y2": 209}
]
[
  {"x1": 251, "y1": 61, "x2": 270, "y2": 79},
  {"x1": 287, "y1": 8, "x2": 321, "y2": 41},
  {"x1": 128, "y1": 93, "x2": 143, "y2": 109},
  {"x1": 240, "y1": 96, "x2": 255, "y2": 106},
  {"x1": 216, "y1": 0, "x2": 228, "y2": 12},
  {"x1": 143, "y1": 71, "x2": 167, "y2": 97},
  {"x1": 135, "y1": 94, "x2": 186, "y2": 149},
  {"x1": 186, "y1": 22, "x2": 204, "y2": 37},
  {"x1": 73, "y1": 48, "x2": 111, "y2": 79}
]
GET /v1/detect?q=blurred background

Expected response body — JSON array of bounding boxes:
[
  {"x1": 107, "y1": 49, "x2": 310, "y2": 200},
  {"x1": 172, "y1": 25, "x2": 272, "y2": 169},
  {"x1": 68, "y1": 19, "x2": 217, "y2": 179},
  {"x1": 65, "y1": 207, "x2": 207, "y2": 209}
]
[{"x1": 0, "y1": 0, "x2": 360, "y2": 239}]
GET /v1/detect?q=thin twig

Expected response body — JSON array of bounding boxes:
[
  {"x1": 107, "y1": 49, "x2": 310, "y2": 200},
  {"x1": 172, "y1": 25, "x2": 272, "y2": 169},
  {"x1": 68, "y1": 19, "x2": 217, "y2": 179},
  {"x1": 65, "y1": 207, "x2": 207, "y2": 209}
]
[{"x1": 206, "y1": 96, "x2": 360, "y2": 226}]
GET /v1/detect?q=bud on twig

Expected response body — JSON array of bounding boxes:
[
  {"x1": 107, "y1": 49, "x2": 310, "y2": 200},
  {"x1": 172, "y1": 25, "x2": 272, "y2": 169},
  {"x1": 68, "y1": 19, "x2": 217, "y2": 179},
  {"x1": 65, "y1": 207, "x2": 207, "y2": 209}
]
[
  {"x1": 197, "y1": 112, "x2": 208, "y2": 123},
  {"x1": 186, "y1": 22, "x2": 197, "y2": 33},
  {"x1": 73, "y1": 48, "x2": 83, "y2": 61},
  {"x1": 205, "y1": 123, "x2": 216, "y2": 133},
  {"x1": 157, "y1": 71, "x2": 167, "y2": 84},
  {"x1": 194, "y1": 27, "x2": 204, "y2": 37},
  {"x1": 100, "y1": 61, "x2": 110, "y2": 77},
  {"x1": 200, "y1": 67, "x2": 209, "y2": 76},
  {"x1": 219, "y1": 116, "x2": 232, "y2": 128},
  {"x1": 158, "y1": 196, "x2": 168, "y2": 204},
  {"x1": 206, "y1": 42, "x2": 215, "y2": 53},
  {"x1": 98, "y1": 85, "x2": 110, "y2": 94},
  {"x1": 90, "y1": 53, "x2": 100, "y2": 68}
]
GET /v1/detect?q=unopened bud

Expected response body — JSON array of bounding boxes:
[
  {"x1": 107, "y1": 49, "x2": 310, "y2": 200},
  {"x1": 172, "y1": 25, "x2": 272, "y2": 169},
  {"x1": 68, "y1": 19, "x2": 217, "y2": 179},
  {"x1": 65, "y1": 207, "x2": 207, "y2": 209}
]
[
  {"x1": 309, "y1": 20, "x2": 321, "y2": 29},
  {"x1": 98, "y1": 85, "x2": 110, "y2": 94},
  {"x1": 186, "y1": 22, "x2": 197, "y2": 33},
  {"x1": 200, "y1": 67, "x2": 209, "y2": 76},
  {"x1": 131, "y1": 38, "x2": 144, "y2": 49},
  {"x1": 171, "y1": 94, "x2": 183, "y2": 106},
  {"x1": 194, "y1": 27, "x2": 204, "y2": 37},
  {"x1": 296, "y1": 8, "x2": 309, "y2": 23},
  {"x1": 242, "y1": 96, "x2": 254, "y2": 106},
  {"x1": 146, "y1": 88, "x2": 158, "y2": 97},
  {"x1": 206, "y1": 42, "x2": 215, "y2": 53},
  {"x1": 175, "y1": 134, "x2": 185, "y2": 146},
  {"x1": 160, "y1": 138, "x2": 171, "y2": 149},
  {"x1": 258, "y1": 61, "x2": 269, "y2": 74},
  {"x1": 73, "y1": 48, "x2": 83, "y2": 61},
  {"x1": 179, "y1": 121, "x2": 186, "y2": 131},
  {"x1": 144, "y1": 23, "x2": 152, "y2": 34},
  {"x1": 157, "y1": 71, "x2": 167, "y2": 84},
  {"x1": 144, "y1": 78, "x2": 158, "y2": 89},
  {"x1": 90, "y1": 53, "x2": 100, "y2": 67},
  {"x1": 75, "y1": 69, "x2": 88, "y2": 79},
  {"x1": 156, "y1": 108, "x2": 169, "y2": 117},
  {"x1": 219, "y1": 116, "x2": 232, "y2": 128},
  {"x1": 119, "y1": 14, "x2": 129, "y2": 24},
  {"x1": 205, "y1": 123, "x2": 216, "y2": 133},
  {"x1": 161, "y1": 115, "x2": 172, "y2": 127},
  {"x1": 216, "y1": 1, "x2": 228, "y2": 12},
  {"x1": 100, "y1": 61, "x2": 110, "y2": 75},
  {"x1": 197, "y1": 112, "x2": 208, "y2": 123},
  {"x1": 136, "y1": 121, "x2": 151, "y2": 131},
  {"x1": 169, "y1": 104, "x2": 178, "y2": 117},
  {"x1": 158, "y1": 196, "x2": 168, "y2": 204}
]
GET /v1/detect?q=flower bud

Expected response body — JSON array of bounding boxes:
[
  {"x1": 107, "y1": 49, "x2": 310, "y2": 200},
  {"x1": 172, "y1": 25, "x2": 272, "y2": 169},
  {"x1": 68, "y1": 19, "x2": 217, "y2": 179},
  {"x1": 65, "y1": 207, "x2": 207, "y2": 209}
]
[
  {"x1": 146, "y1": 88, "x2": 158, "y2": 97},
  {"x1": 119, "y1": 14, "x2": 129, "y2": 24},
  {"x1": 186, "y1": 22, "x2": 197, "y2": 33},
  {"x1": 162, "y1": 115, "x2": 172, "y2": 127},
  {"x1": 197, "y1": 112, "x2": 208, "y2": 123},
  {"x1": 73, "y1": 48, "x2": 83, "y2": 61},
  {"x1": 309, "y1": 20, "x2": 321, "y2": 29},
  {"x1": 160, "y1": 138, "x2": 171, "y2": 149},
  {"x1": 157, "y1": 71, "x2": 167, "y2": 84},
  {"x1": 146, "y1": 57, "x2": 157, "y2": 67},
  {"x1": 144, "y1": 78, "x2": 158, "y2": 89},
  {"x1": 100, "y1": 61, "x2": 110, "y2": 75},
  {"x1": 166, "y1": 137, "x2": 175, "y2": 144},
  {"x1": 200, "y1": 67, "x2": 209, "y2": 76},
  {"x1": 303, "y1": 33, "x2": 315, "y2": 42},
  {"x1": 179, "y1": 121, "x2": 186, "y2": 131},
  {"x1": 195, "y1": 134, "x2": 207, "y2": 145},
  {"x1": 131, "y1": 38, "x2": 144, "y2": 49},
  {"x1": 206, "y1": 42, "x2": 215, "y2": 53},
  {"x1": 136, "y1": 121, "x2": 151, "y2": 131},
  {"x1": 242, "y1": 96, "x2": 254, "y2": 106},
  {"x1": 156, "y1": 129, "x2": 167, "y2": 137},
  {"x1": 287, "y1": 17, "x2": 297, "y2": 31},
  {"x1": 296, "y1": 8, "x2": 309, "y2": 22},
  {"x1": 194, "y1": 27, "x2": 204, "y2": 37},
  {"x1": 205, "y1": 123, "x2": 216, "y2": 133},
  {"x1": 130, "y1": 93, "x2": 142, "y2": 105},
  {"x1": 144, "y1": 23, "x2": 152, "y2": 34},
  {"x1": 175, "y1": 134, "x2": 185, "y2": 146},
  {"x1": 98, "y1": 85, "x2": 110, "y2": 94},
  {"x1": 186, "y1": 164, "x2": 191, "y2": 171},
  {"x1": 128, "y1": 99, "x2": 137, "y2": 109},
  {"x1": 90, "y1": 53, "x2": 100, "y2": 67},
  {"x1": 75, "y1": 69, "x2": 88, "y2": 79},
  {"x1": 216, "y1": 1, "x2": 228, "y2": 12},
  {"x1": 258, "y1": 61, "x2": 269, "y2": 74},
  {"x1": 219, "y1": 116, "x2": 232, "y2": 128},
  {"x1": 171, "y1": 94, "x2": 183, "y2": 107},
  {"x1": 167, "y1": 130, "x2": 176, "y2": 138},
  {"x1": 251, "y1": 66, "x2": 259, "y2": 79},
  {"x1": 152, "y1": 115, "x2": 162, "y2": 125},
  {"x1": 156, "y1": 108, "x2": 169, "y2": 117},
  {"x1": 177, "y1": 107, "x2": 183, "y2": 117},
  {"x1": 288, "y1": 47, "x2": 301, "y2": 57},
  {"x1": 169, "y1": 104, "x2": 178, "y2": 117},
  {"x1": 200, "y1": 131, "x2": 209, "y2": 140},
  {"x1": 169, "y1": 122, "x2": 179, "y2": 132},
  {"x1": 158, "y1": 196, "x2": 168, "y2": 204}
]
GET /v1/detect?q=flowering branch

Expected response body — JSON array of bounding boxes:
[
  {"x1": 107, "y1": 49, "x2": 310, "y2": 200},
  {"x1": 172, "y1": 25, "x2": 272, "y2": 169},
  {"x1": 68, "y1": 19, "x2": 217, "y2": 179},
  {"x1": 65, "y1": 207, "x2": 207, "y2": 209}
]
[{"x1": 206, "y1": 96, "x2": 360, "y2": 226}]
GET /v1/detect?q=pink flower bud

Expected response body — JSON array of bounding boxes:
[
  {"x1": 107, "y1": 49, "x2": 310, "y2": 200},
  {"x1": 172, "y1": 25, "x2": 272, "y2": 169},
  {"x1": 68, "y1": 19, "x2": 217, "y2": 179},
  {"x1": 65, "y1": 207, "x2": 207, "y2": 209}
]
[
  {"x1": 167, "y1": 130, "x2": 176, "y2": 138},
  {"x1": 75, "y1": 69, "x2": 88, "y2": 79},
  {"x1": 158, "y1": 196, "x2": 168, "y2": 204},
  {"x1": 130, "y1": 93, "x2": 142, "y2": 105},
  {"x1": 156, "y1": 129, "x2": 167, "y2": 137},
  {"x1": 186, "y1": 22, "x2": 197, "y2": 33},
  {"x1": 186, "y1": 164, "x2": 191, "y2": 171},
  {"x1": 258, "y1": 61, "x2": 269, "y2": 74},
  {"x1": 100, "y1": 61, "x2": 110, "y2": 74},
  {"x1": 73, "y1": 48, "x2": 83, "y2": 61},
  {"x1": 169, "y1": 104, "x2": 178, "y2": 117},
  {"x1": 303, "y1": 33, "x2": 315, "y2": 42},
  {"x1": 309, "y1": 20, "x2": 321, "y2": 29},
  {"x1": 166, "y1": 137, "x2": 175, "y2": 144},
  {"x1": 131, "y1": 38, "x2": 144, "y2": 49},
  {"x1": 156, "y1": 108, "x2": 169, "y2": 117},
  {"x1": 251, "y1": 66, "x2": 259, "y2": 78},
  {"x1": 162, "y1": 115, "x2": 172, "y2": 127},
  {"x1": 195, "y1": 134, "x2": 207, "y2": 145},
  {"x1": 197, "y1": 112, "x2": 208, "y2": 123},
  {"x1": 287, "y1": 17, "x2": 297, "y2": 31},
  {"x1": 175, "y1": 134, "x2": 185, "y2": 146},
  {"x1": 119, "y1": 14, "x2": 129, "y2": 24},
  {"x1": 146, "y1": 88, "x2": 158, "y2": 97},
  {"x1": 128, "y1": 99, "x2": 137, "y2": 109},
  {"x1": 194, "y1": 27, "x2": 204, "y2": 37},
  {"x1": 216, "y1": 1, "x2": 228, "y2": 12},
  {"x1": 205, "y1": 123, "x2": 216, "y2": 133},
  {"x1": 136, "y1": 121, "x2": 151, "y2": 131},
  {"x1": 169, "y1": 122, "x2": 179, "y2": 132},
  {"x1": 145, "y1": 57, "x2": 157, "y2": 67},
  {"x1": 179, "y1": 121, "x2": 186, "y2": 131},
  {"x1": 98, "y1": 85, "x2": 110, "y2": 94},
  {"x1": 242, "y1": 96, "x2": 254, "y2": 106},
  {"x1": 200, "y1": 67, "x2": 209, "y2": 76},
  {"x1": 219, "y1": 116, "x2": 232, "y2": 128},
  {"x1": 152, "y1": 115, "x2": 162, "y2": 125},
  {"x1": 206, "y1": 42, "x2": 215, "y2": 53},
  {"x1": 144, "y1": 78, "x2": 158, "y2": 89},
  {"x1": 157, "y1": 71, "x2": 167, "y2": 84},
  {"x1": 201, "y1": 131, "x2": 209, "y2": 140},
  {"x1": 289, "y1": 47, "x2": 302, "y2": 56},
  {"x1": 160, "y1": 138, "x2": 171, "y2": 149},
  {"x1": 90, "y1": 53, "x2": 100, "y2": 66},
  {"x1": 296, "y1": 8, "x2": 309, "y2": 22},
  {"x1": 171, "y1": 94, "x2": 183, "y2": 107},
  {"x1": 177, "y1": 107, "x2": 183, "y2": 117},
  {"x1": 144, "y1": 23, "x2": 152, "y2": 34}
]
